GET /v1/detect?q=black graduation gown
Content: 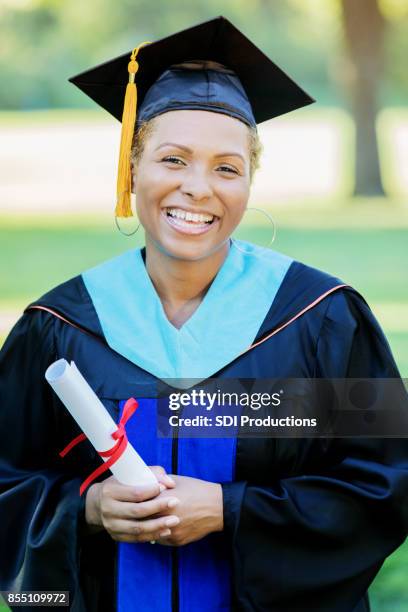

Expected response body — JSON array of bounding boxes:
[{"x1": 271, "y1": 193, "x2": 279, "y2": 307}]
[{"x1": 1, "y1": 257, "x2": 408, "y2": 612}]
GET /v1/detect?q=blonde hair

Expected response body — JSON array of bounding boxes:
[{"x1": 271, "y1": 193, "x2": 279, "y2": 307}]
[{"x1": 131, "y1": 115, "x2": 262, "y2": 182}]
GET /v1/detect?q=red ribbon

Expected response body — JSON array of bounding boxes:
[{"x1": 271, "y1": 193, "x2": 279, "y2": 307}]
[{"x1": 59, "y1": 397, "x2": 139, "y2": 496}]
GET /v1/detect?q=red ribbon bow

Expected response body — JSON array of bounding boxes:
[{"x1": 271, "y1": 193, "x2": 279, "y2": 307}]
[{"x1": 59, "y1": 397, "x2": 139, "y2": 496}]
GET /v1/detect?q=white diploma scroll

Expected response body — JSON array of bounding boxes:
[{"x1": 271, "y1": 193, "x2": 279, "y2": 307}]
[{"x1": 45, "y1": 358, "x2": 157, "y2": 486}]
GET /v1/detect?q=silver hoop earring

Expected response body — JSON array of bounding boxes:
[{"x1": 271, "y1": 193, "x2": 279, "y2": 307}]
[
  {"x1": 114, "y1": 215, "x2": 140, "y2": 237},
  {"x1": 231, "y1": 206, "x2": 276, "y2": 253}
]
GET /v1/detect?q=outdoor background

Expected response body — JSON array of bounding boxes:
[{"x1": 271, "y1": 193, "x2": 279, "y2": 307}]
[{"x1": 0, "y1": 1, "x2": 407, "y2": 610}]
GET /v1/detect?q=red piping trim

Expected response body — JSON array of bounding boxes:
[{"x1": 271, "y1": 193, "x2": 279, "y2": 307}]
[
  {"x1": 25, "y1": 305, "x2": 100, "y2": 340},
  {"x1": 26, "y1": 284, "x2": 350, "y2": 358},
  {"x1": 239, "y1": 283, "x2": 349, "y2": 356}
]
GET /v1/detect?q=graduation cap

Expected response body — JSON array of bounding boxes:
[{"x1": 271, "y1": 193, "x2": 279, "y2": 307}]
[{"x1": 69, "y1": 16, "x2": 314, "y2": 218}]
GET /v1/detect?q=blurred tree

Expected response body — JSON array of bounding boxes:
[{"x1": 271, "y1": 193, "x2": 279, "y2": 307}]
[
  {"x1": 341, "y1": 0, "x2": 385, "y2": 195},
  {"x1": 288, "y1": 0, "x2": 408, "y2": 197},
  {"x1": 340, "y1": 0, "x2": 408, "y2": 195}
]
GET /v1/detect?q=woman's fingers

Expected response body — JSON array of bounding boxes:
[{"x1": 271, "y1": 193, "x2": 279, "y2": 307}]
[
  {"x1": 149, "y1": 465, "x2": 176, "y2": 489},
  {"x1": 108, "y1": 495, "x2": 180, "y2": 521},
  {"x1": 107, "y1": 514, "x2": 181, "y2": 543},
  {"x1": 100, "y1": 467, "x2": 174, "y2": 505},
  {"x1": 102, "y1": 478, "x2": 162, "y2": 503},
  {"x1": 97, "y1": 471, "x2": 179, "y2": 539}
]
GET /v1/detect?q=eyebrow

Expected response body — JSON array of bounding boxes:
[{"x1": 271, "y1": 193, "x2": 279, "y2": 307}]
[{"x1": 155, "y1": 142, "x2": 245, "y2": 163}]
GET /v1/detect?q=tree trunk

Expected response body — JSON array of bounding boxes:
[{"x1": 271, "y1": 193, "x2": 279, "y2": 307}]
[{"x1": 341, "y1": 0, "x2": 386, "y2": 196}]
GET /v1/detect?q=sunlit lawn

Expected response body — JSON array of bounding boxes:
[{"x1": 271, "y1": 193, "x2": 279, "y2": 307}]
[
  {"x1": 1, "y1": 208, "x2": 407, "y2": 374},
  {"x1": 0, "y1": 207, "x2": 407, "y2": 611}
]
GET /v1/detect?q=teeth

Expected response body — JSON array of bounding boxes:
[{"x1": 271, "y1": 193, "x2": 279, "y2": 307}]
[{"x1": 166, "y1": 208, "x2": 214, "y2": 223}]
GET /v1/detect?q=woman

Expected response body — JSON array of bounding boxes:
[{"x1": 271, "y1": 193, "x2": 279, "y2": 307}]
[{"x1": 1, "y1": 16, "x2": 407, "y2": 612}]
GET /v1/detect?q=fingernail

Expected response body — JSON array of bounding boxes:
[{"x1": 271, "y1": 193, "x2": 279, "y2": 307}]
[
  {"x1": 165, "y1": 475, "x2": 176, "y2": 485},
  {"x1": 159, "y1": 483, "x2": 166, "y2": 493},
  {"x1": 165, "y1": 516, "x2": 180, "y2": 527},
  {"x1": 167, "y1": 498, "x2": 180, "y2": 509},
  {"x1": 159, "y1": 529, "x2": 171, "y2": 537}
]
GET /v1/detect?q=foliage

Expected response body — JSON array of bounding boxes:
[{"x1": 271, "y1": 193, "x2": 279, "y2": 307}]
[{"x1": 1, "y1": 0, "x2": 407, "y2": 110}]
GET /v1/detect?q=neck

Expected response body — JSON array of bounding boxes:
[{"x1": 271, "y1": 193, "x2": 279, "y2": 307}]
[{"x1": 144, "y1": 238, "x2": 230, "y2": 327}]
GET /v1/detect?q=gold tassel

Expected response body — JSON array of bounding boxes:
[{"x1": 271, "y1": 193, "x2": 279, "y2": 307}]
[{"x1": 115, "y1": 42, "x2": 150, "y2": 218}]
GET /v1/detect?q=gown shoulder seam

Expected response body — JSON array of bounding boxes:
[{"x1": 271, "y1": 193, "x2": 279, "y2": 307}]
[
  {"x1": 244, "y1": 283, "x2": 350, "y2": 355},
  {"x1": 25, "y1": 305, "x2": 103, "y2": 343}
]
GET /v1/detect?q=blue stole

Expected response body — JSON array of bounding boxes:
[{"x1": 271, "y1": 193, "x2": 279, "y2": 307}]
[{"x1": 116, "y1": 398, "x2": 237, "y2": 611}]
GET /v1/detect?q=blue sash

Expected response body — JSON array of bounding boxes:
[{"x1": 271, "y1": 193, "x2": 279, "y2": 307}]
[{"x1": 116, "y1": 398, "x2": 237, "y2": 612}]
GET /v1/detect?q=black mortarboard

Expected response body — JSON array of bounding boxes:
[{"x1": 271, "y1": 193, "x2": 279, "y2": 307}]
[{"x1": 69, "y1": 16, "x2": 314, "y2": 217}]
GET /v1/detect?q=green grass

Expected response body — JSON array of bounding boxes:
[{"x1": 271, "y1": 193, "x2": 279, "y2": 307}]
[
  {"x1": 1, "y1": 212, "x2": 407, "y2": 302},
  {"x1": 0, "y1": 209, "x2": 407, "y2": 610},
  {"x1": 369, "y1": 540, "x2": 408, "y2": 612},
  {"x1": 3, "y1": 215, "x2": 406, "y2": 367},
  {"x1": 0, "y1": 224, "x2": 138, "y2": 304},
  {"x1": 0, "y1": 596, "x2": 8, "y2": 611}
]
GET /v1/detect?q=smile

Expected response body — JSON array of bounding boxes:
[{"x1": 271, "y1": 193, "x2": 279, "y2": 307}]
[{"x1": 162, "y1": 207, "x2": 219, "y2": 236}]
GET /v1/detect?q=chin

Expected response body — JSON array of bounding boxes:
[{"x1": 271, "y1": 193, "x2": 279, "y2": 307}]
[{"x1": 155, "y1": 235, "x2": 228, "y2": 262}]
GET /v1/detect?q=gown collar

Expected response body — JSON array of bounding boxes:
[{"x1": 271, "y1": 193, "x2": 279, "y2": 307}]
[{"x1": 81, "y1": 240, "x2": 293, "y2": 384}]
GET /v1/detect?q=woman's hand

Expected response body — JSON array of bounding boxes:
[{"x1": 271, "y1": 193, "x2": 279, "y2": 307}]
[
  {"x1": 84, "y1": 465, "x2": 181, "y2": 542},
  {"x1": 152, "y1": 475, "x2": 224, "y2": 547}
]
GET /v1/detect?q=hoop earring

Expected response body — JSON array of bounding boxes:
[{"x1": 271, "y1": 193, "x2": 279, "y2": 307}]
[
  {"x1": 231, "y1": 206, "x2": 276, "y2": 253},
  {"x1": 114, "y1": 189, "x2": 140, "y2": 236},
  {"x1": 114, "y1": 215, "x2": 140, "y2": 237},
  {"x1": 115, "y1": 192, "x2": 140, "y2": 236}
]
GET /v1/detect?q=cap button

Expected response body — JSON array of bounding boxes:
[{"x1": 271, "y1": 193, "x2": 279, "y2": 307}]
[{"x1": 128, "y1": 60, "x2": 139, "y2": 74}]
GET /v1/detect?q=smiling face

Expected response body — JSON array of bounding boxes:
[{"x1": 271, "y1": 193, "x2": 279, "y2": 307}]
[{"x1": 131, "y1": 110, "x2": 251, "y2": 261}]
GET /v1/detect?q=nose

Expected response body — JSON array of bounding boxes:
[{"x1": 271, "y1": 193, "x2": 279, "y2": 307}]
[{"x1": 180, "y1": 166, "x2": 213, "y2": 202}]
